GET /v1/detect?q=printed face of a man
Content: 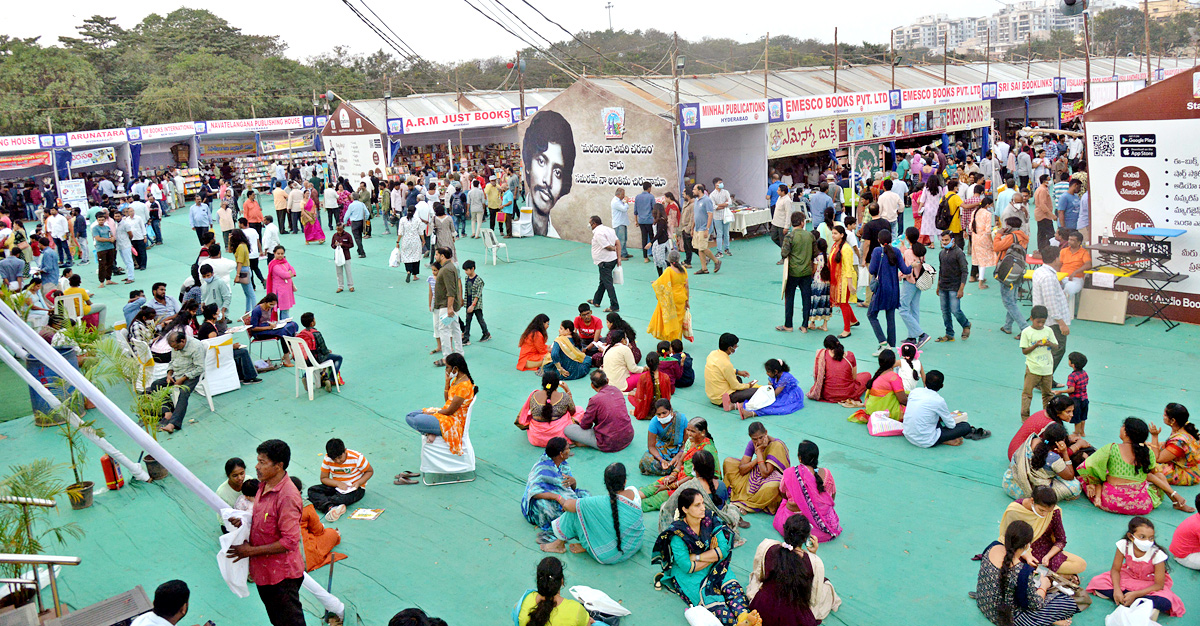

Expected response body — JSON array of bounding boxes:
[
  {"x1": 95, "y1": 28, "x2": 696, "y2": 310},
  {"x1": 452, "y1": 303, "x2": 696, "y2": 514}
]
[{"x1": 528, "y1": 143, "x2": 565, "y2": 213}]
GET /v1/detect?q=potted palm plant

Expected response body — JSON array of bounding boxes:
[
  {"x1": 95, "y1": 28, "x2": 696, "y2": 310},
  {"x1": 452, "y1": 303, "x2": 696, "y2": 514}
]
[
  {"x1": 0, "y1": 460, "x2": 85, "y2": 610},
  {"x1": 57, "y1": 415, "x2": 104, "y2": 510},
  {"x1": 91, "y1": 339, "x2": 175, "y2": 480}
]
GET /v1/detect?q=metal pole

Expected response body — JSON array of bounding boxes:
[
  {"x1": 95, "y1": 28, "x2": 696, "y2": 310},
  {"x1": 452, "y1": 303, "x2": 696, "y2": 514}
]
[
  {"x1": 833, "y1": 28, "x2": 839, "y2": 92},
  {"x1": 518, "y1": 50, "x2": 525, "y2": 121},
  {"x1": 764, "y1": 32, "x2": 769, "y2": 97},
  {"x1": 1084, "y1": 12, "x2": 1093, "y2": 108},
  {"x1": 986, "y1": 28, "x2": 991, "y2": 82},
  {"x1": 890, "y1": 31, "x2": 895, "y2": 89},
  {"x1": 944, "y1": 32, "x2": 948, "y2": 85},
  {"x1": 1114, "y1": 32, "x2": 1119, "y2": 76},
  {"x1": 1027, "y1": 32, "x2": 1032, "y2": 79},
  {"x1": 22, "y1": 508, "x2": 43, "y2": 615},
  {"x1": 1144, "y1": 0, "x2": 1153, "y2": 85}
]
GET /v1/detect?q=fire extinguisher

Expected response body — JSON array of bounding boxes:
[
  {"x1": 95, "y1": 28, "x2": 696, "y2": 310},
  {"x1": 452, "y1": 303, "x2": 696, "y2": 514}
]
[{"x1": 101, "y1": 454, "x2": 124, "y2": 490}]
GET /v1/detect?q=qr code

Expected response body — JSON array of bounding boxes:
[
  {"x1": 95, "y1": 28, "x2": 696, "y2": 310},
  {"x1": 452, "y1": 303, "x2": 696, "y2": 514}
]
[{"x1": 1092, "y1": 134, "x2": 1115, "y2": 157}]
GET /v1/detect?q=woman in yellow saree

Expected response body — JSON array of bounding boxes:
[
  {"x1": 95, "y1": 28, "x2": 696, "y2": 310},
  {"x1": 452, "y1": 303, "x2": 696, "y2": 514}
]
[{"x1": 647, "y1": 251, "x2": 689, "y2": 342}]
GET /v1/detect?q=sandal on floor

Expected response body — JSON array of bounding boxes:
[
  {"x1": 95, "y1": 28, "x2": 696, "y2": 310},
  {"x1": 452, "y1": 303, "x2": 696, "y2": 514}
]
[
  {"x1": 393, "y1": 476, "x2": 417, "y2": 485},
  {"x1": 394, "y1": 471, "x2": 420, "y2": 480},
  {"x1": 775, "y1": 326, "x2": 793, "y2": 332},
  {"x1": 433, "y1": 359, "x2": 446, "y2": 367}
]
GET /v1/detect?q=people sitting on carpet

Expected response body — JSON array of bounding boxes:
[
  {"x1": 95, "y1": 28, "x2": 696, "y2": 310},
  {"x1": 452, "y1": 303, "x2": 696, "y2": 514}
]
[
  {"x1": 573, "y1": 302, "x2": 604, "y2": 344},
  {"x1": 563, "y1": 371, "x2": 633, "y2": 453},
  {"x1": 1086, "y1": 516, "x2": 1186, "y2": 619},
  {"x1": 808, "y1": 335, "x2": 868, "y2": 406},
  {"x1": 630, "y1": 352, "x2": 673, "y2": 420},
  {"x1": 197, "y1": 303, "x2": 262, "y2": 385},
  {"x1": 997, "y1": 486, "x2": 1087, "y2": 575},
  {"x1": 1076, "y1": 417, "x2": 1195, "y2": 514},
  {"x1": 723, "y1": 421, "x2": 790, "y2": 515},
  {"x1": 975, "y1": 520, "x2": 1079, "y2": 626},
  {"x1": 640, "y1": 399, "x2": 688, "y2": 476},
  {"x1": 897, "y1": 342, "x2": 924, "y2": 393},
  {"x1": 651, "y1": 487, "x2": 750, "y2": 625},
  {"x1": 600, "y1": 329, "x2": 644, "y2": 392},
  {"x1": 513, "y1": 557, "x2": 590, "y2": 626},
  {"x1": 130, "y1": 580, "x2": 191, "y2": 626},
  {"x1": 515, "y1": 369, "x2": 579, "y2": 448},
  {"x1": 518, "y1": 313, "x2": 551, "y2": 372},
  {"x1": 400, "y1": 353, "x2": 477, "y2": 482},
  {"x1": 215, "y1": 457, "x2": 246, "y2": 507},
  {"x1": 773, "y1": 440, "x2": 840, "y2": 544},
  {"x1": 863, "y1": 349, "x2": 907, "y2": 420},
  {"x1": 1170, "y1": 495, "x2": 1200, "y2": 569},
  {"x1": 657, "y1": 450, "x2": 744, "y2": 542},
  {"x1": 545, "y1": 320, "x2": 591, "y2": 380},
  {"x1": 640, "y1": 417, "x2": 718, "y2": 512},
  {"x1": 705, "y1": 332, "x2": 758, "y2": 410},
  {"x1": 1150, "y1": 402, "x2": 1199, "y2": 486},
  {"x1": 308, "y1": 438, "x2": 372, "y2": 521},
  {"x1": 747, "y1": 515, "x2": 842, "y2": 626},
  {"x1": 902, "y1": 370, "x2": 991, "y2": 448},
  {"x1": 522, "y1": 438, "x2": 589, "y2": 546},
  {"x1": 546, "y1": 462, "x2": 644, "y2": 564},
  {"x1": 247, "y1": 293, "x2": 297, "y2": 367},
  {"x1": 603, "y1": 312, "x2": 641, "y2": 364},
  {"x1": 656, "y1": 341, "x2": 683, "y2": 384},
  {"x1": 670, "y1": 339, "x2": 695, "y2": 388},
  {"x1": 291, "y1": 476, "x2": 346, "y2": 572},
  {"x1": 737, "y1": 359, "x2": 804, "y2": 420},
  {"x1": 1008, "y1": 395, "x2": 1094, "y2": 469},
  {"x1": 1003, "y1": 421, "x2": 1082, "y2": 502},
  {"x1": 147, "y1": 330, "x2": 205, "y2": 434},
  {"x1": 297, "y1": 312, "x2": 344, "y2": 389}
]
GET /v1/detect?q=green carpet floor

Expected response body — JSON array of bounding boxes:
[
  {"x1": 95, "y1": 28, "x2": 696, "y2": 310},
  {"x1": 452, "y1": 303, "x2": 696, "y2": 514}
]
[{"x1": 1, "y1": 202, "x2": 1197, "y2": 625}]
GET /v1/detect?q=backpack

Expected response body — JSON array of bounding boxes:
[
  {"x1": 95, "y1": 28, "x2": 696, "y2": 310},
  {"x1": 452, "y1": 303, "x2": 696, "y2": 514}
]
[
  {"x1": 994, "y1": 238, "x2": 1027, "y2": 286},
  {"x1": 451, "y1": 193, "x2": 466, "y2": 216},
  {"x1": 934, "y1": 193, "x2": 956, "y2": 230},
  {"x1": 914, "y1": 260, "x2": 937, "y2": 291}
]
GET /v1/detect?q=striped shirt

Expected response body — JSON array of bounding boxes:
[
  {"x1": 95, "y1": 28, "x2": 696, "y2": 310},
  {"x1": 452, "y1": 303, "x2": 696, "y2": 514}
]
[
  {"x1": 1051, "y1": 181, "x2": 1069, "y2": 211},
  {"x1": 321, "y1": 450, "x2": 370, "y2": 491}
]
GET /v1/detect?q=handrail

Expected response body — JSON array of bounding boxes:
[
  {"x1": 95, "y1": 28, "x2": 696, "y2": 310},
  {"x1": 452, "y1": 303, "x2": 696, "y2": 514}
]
[
  {"x1": 0, "y1": 554, "x2": 82, "y2": 566},
  {"x1": 0, "y1": 496, "x2": 56, "y2": 508}
]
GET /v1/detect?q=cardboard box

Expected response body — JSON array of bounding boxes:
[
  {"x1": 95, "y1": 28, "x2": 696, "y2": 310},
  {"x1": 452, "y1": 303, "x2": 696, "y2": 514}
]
[{"x1": 1077, "y1": 288, "x2": 1128, "y2": 325}]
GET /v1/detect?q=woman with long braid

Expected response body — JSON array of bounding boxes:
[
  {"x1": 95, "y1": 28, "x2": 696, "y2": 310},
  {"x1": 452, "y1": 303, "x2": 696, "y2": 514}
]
[
  {"x1": 513, "y1": 557, "x2": 589, "y2": 626},
  {"x1": 974, "y1": 520, "x2": 1077, "y2": 626},
  {"x1": 546, "y1": 462, "x2": 644, "y2": 564}
]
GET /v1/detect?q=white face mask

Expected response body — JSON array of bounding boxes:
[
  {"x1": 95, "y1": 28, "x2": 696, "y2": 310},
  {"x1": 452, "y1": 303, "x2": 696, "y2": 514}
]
[
  {"x1": 1132, "y1": 538, "x2": 1155, "y2": 552},
  {"x1": 204, "y1": 276, "x2": 214, "y2": 284},
  {"x1": 656, "y1": 412, "x2": 673, "y2": 425}
]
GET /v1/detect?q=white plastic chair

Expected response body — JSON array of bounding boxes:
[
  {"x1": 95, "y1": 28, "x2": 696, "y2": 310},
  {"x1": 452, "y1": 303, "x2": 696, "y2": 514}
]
[
  {"x1": 420, "y1": 400, "x2": 476, "y2": 485},
  {"x1": 283, "y1": 335, "x2": 341, "y2": 401},
  {"x1": 481, "y1": 228, "x2": 509, "y2": 265},
  {"x1": 56, "y1": 292, "x2": 85, "y2": 324},
  {"x1": 172, "y1": 370, "x2": 215, "y2": 413}
]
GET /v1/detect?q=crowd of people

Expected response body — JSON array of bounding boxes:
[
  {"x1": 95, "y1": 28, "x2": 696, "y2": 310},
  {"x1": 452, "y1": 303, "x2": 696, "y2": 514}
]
[{"x1": 4, "y1": 127, "x2": 1199, "y2": 626}]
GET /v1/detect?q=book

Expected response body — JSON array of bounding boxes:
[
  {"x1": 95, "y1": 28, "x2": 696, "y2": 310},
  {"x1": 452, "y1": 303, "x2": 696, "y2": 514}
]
[{"x1": 349, "y1": 508, "x2": 384, "y2": 521}]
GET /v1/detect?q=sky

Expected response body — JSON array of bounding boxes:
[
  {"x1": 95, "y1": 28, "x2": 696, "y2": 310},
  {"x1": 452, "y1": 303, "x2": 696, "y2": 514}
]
[{"x1": 4, "y1": 0, "x2": 1008, "y2": 64}]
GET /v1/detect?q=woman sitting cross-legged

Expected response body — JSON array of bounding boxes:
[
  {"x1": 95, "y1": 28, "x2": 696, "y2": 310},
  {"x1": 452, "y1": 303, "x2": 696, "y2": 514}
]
[
  {"x1": 657, "y1": 450, "x2": 746, "y2": 544},
  {"x1": 247, "y1": 292, "x2": 298, "y2": 367},
  {"x1": 639, "y1": 399, "x2": 688, "y2": 476},
  {"x1": 723, "y1": 421, "x2": 790, "y2": 515},
  {"x1": 1076, "y1": 417, "x2": 1195, "y2": 514},
  {"x1": 1149, "y1": 402, "x2": 1199, "y2": 486},
  {"x1": 738, "y1": 359, "x2": 805, "y2": 420},
  {"x1": 773, "y1": 441, "x2": 841, "y2": 544},
  {"x1": 747, "y1": 514, "x2": 842, "y2": 626},
  {"x1": 998, "y1": 486, "x2": 1087, "y2": 577},
  {"x1": 1003, "y1": 421, "x2": 1083, "y2": 502},
  {"x1": 639, "y1": 417, "x2": 718, "y2": 512},
  {"x1": 1085, "y1": 516, "x2": 1187, "y2": 620},
  {"x1": 975, "y1": 520, "x2": 1079, "y2": 626},
  {"x1": 545, "y1": 320, "x2": 592, "y2": 381},
  {"x1": 862, "y1": 349, "x2": 907, "y2": 421},
  {"x1": 521, "y1": 437, "x2": 590, "y2": 546},
  {"x1": 517, "y1": 314, "x2": 552, "y2": 372},
  {"x1": 546, "y1": 462, "x2": 645, "y2": 564},
  {"x1": 513, "y1": 556, "x2": 590, "y2": 626},
  {"x1": 651, "y1": 487, "x2": 750, "y2": 626},
  {"x1": 515, "y1": 369, "x2": 580, "y2": 448},
  {"x1": 807, "y1": 335, "x2": 869, "y2": 407}
]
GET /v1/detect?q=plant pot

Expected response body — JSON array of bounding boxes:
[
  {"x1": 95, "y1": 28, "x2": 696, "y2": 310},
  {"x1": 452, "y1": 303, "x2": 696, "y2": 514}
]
[
  {"x1": 67, "y1": 481, "x2": 94, "y2": 510},
  {"x1": 84, "y1": 397, "x2": 97, "y2": 410},
  {"x1": 145, "y1": 455, "x2": 169, "y2": 481},
  {"x1": 25, "y1": 346, "x2": 79, "y2": 418},
  {"x1": 33, "y1": 412, "x2": 68, "y2": 427}
]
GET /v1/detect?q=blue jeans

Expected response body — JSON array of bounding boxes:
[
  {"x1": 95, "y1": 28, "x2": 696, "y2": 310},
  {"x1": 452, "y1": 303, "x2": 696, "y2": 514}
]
[
  {"x1": 898, "y1": 281, "x2": 923, "y2": 339},
  {"x1": 327, "y1": 354, "x2": 343, "y2": 373},
  {"x1": 713, "y1": 218, "x2": 730, "y2": 253},
  {"x1": 238, "y1": 278, "x2": 256, "y2": 313},
  {"x1": 614, "y1": 225, "x2": 629, "y2": 258},
  {"x1": 406, "y1": 410, "x2": 443, "y2": 435},
  {"x1": 868, "y1": 307, "x2": 896, "y2": 347},
  {"x1": 938, "y1": 289, "x2": 971, "y2": 337},
  {"x1": 931, "y1": 421, "x2": 974, "y2": 446},
  {"x1": 1000, "y1": 282, "x2": 1028, "y2": 333}
]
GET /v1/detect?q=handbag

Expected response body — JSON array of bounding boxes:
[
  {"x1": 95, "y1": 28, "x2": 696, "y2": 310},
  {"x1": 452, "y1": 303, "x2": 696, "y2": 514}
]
[
  {"x1": 612, "y1": 265, "x2": 624, "y2": 285},
  {"x1": 1044, "y1": 570, "x2": 1092, "y2": 612},
  {"x1": 745, "y1": 384, "x2": 776, "y2": 411},
  {"x1": 867, "y1": 411, "x2": 904, "y2": 436},
  {"x1": 334, "y1": 249, "x2": 346, "y2": 267},
  {"x1": 914, "y1": 262, "x2": 936, "y2": 291},
  {"x1": 682, "y1": 308, "x2": 694, "y2": 342}
]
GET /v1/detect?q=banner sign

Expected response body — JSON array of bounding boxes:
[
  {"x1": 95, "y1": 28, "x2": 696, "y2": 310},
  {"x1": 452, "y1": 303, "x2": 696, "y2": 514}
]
[
  {"x1": 852, "y1": 144, "x2": 882, "y2": 179},
  {"x1": 138, "y1": 122, "x2": 196, "y2": 141},
  {"x1": 67, "y1": 127, "x2": 128, "y2": 148},
  {"x1": 259, "y1": 134, "x2": 315, "y2": 154},
  {"x1": 198, "y1": 142, "x2": 256, "y2": 158},
  {"x1": 1061, "y1": 99, "x2": 1085, "y2": 124},
  {"x1": 766, "y1": 101, "x2": 990, "y2": 158},
  {"x1": 70, "y1": 146, "x2": 116, "y2": 168},
  {"x1": 767, "y1": 116, "x2": 840, "y2": 158},
  {"x1": 0, "y1": 134, "x2": 40, "y2": 154},
  {"x1": 0, "y1": 151, "x2": 52, "y2": 171},
  {"x1": 679, "y1": 99, "x2": 769, "y2": 129},
  {"x1": 327, "y1": 135, "x2": 385, "y2": 178},
  {"x1": 57, "y1": 178, "x2": 89, "y2": 212},
  {"x1": 203, "y1": 116, "x2": 305, "y2": 135},
  {"x1": 390, "y1": 109, "x2": 514, "y2": 135}
]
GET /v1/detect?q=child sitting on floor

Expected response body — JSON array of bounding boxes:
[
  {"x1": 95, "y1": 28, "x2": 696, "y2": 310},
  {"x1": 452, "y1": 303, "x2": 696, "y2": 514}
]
[
  {"x1": 670, "y1": 339, "x2": 694, "y2": 388},
  {"x1": 656, "y1": 340, "x2": 682, "y2": 384},
  {"x1": 297, "y1": 312, "x2": 344, "y2": 390}
]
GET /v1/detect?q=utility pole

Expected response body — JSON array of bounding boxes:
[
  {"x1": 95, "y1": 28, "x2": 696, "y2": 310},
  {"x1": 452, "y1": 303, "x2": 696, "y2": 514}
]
[
  {"x1": 1144, "y1": 0, "x2": 1153, "y2": 85},
  {"x1": 517, "y1": 50, "x2": 525, "y2": 121},
  {"x1": 1084, "y1": 11, "x2": 1093, "y2": 109},
  {"x1": 46, "y1": 116, "x2": 53, "y2": 134},
  {"x1": 833, "y1": 27, "x2": 839, "y2": 92},
  {"x1": 729, "y1": 41, "x2": 734, "y2": 72},
  {"x1": 605, "y1": 2, "x2": 614, "y2": 31},
  {"x1": 986, "y1": 27, "x2": 991, "y2": 82},
  {"x1": 456, "y1": 66, "x2": 463, "y2": 166},
  {"x1": 944, "y1": 32, "x2": 949, "y2": 85},
  {"x1": 1026, "y1": 32, "x2": 1032, "y2": 79},
  {"x1": 764, "y1": 32, "x2": 769, "y2": 97},
  {"x1": 890, "y1": 31, "x2": 895, "y2": 89},
  {"x1": 1113, "y1": 33, "x2": 1120, "y2": 76},
  {"x1": 672, "y1": 31, "x2": 680, "y2": 198}
]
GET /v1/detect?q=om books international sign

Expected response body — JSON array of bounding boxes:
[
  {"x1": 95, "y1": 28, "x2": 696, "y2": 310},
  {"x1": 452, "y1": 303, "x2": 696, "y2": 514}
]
[{"x1": 518, "y1": 80, "x2": 675, "y2": 245}]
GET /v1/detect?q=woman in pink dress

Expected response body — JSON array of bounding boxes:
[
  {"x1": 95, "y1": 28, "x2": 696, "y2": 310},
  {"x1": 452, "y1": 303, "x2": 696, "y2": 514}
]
[
  {"x1": 916, "y1": 176, "x2": 943, "y2": 246},
  {"x1": 301, "y1": 190, "x2": 325, "y2": 244},
  {"x1": 265, "y1": 246, "x2": 298, "y2": 318},
  {"x1": 1086, "y1": 516, "x2": 1186, "y2": 618},
  {"x1": 807, "y1": 335, "x2": 869, "y2": 406},
  {"x1": 970, "y1": 196, "x2": 998, "y2": 290},
  {"x1": 773, "y1": 440, "x2": 841, "y2": 543}
]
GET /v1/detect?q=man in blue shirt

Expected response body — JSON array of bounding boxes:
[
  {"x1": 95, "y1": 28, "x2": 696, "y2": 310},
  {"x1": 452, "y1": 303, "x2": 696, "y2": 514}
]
[
  {"x1": 691, "y1": 183, "x2": 720, "y2": 274},
  {"x1": 633, "y1": 181, "x2": 655, "y2": 261},
  {"x1": 122, "y1": 289, "x2": 146, "y2": 327},
  {"x1": 189, "y1": 201, "x2": 211, "y2": 245},
  {"x1": 501, "y1": 183, "x2": 515, "y2": 238},
  {"x1": 766, "y1": 174, "x2": 783, "y2": 214},
  {"x1": 610, "y1": 188, "x2": 631, "y2": 259},
  {"x1": 902, "y1": 370, "x2": 989, "y2": 447},
  {"x1": 1056, "y1": 179, "x2": 1082, "y2": 230},
  {"x1": 808, "y1": 182, "x2": 835, "y2": 223},
  {"x1": 345, "y1": 199, "x2": 368, "y2": 257}
]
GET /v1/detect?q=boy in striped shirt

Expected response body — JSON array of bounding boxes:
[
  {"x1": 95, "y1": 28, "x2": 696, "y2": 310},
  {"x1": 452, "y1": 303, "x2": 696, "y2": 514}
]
[{"x1": 307, "y1": 438, "x2": 373, "y2": 521}]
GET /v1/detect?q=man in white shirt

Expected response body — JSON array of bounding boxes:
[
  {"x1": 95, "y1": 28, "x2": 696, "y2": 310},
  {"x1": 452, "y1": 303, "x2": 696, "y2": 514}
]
[
  {"x1": 414, "y1": 193, "x2": 434, "y2": 248},
  {"x1": 273, "y1": 161, "x2": 286, "y2": 188},
  {"x1": 609, "y1": 188, "x2": 631, "y2": 259},
  {"x1": 1067, "y1": 136, "x2": 1083, "y2": 164},
  {"x1": 238, "y1": 217, "x2": 262, "y2": 287},
  {"x1": 123, "y1": 206, "x2": 149, "y2": 270},
  {"x1": 322, "y1": 185, "x2": 339, "y2": 229},
  {"x1": 891, "y1": 174, "x2": 909, "y2": 232},
  {"x1": 587, "y1": 215, "x2": 620, "y2": 312},
  {"x1": 261, "y1": 216, "x2": 281, "y2": 261},
  {"x1": 466, "y1": 179, "x2": 486, "y2": 238},
  {"x1": 877, "y1": 179, "x2": 904, "y2": 236},
  {"x1": 129, "y1": 195, "x2": 149, "y2": 223},
  {"x1": 130, "y1": 579, "x2": 191, "y2": 626},
  {"x1": 994, "y1": 139, "x2": 1011, "y2": 178},
  {"x1": 97, "y1": 177, "x2": 116, "y2": 199},
  {"x1": 172, "y1": 170, "x2": 186, "y2": 209},
  {"x1": 1031, "y1": 245, "x2": 1071, "y2": 383},
  {"x1": 286, "y1": 182, "x2": 304, "y2": 234},
  {"x1": 768, "y1": 184, "x2": 793, "y2": 253},
  {"x1": 709, "y1": 177, "x2": 733, "y2": 256},
  {"x1": 45, "y1": 207, "x2": 71, "y2": 266},
  {"x1": 131, "y1": 177, "x2": 148, "y2": 201},
  {"x1": 112, "y1": 212, "x2": 137, "y2": 282}
]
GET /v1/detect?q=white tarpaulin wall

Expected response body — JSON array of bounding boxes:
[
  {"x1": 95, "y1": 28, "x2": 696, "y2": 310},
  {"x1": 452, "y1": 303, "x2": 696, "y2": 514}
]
[
  {"x1": 326, "y1": 134, "x2": 386, "y2": 179},
  {"x1": 687, "y1": 124, "x2": 769, "y2": 209}
]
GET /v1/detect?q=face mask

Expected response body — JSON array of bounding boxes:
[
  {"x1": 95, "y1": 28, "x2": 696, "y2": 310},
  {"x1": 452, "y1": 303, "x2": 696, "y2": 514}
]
[
  {"x1": 943, "y1": 240, "x2": 954, "y2": 249},
  {"x1": 1132, "y1": 538, "x2": 1155, "y2": 552},
  {"x1": 716, "y1": 183, "x2": 724, "y2": 189},
  {"x1": 656, "y1": 412, "x2": 673, "y2": 425},
  {"x1": 204, "y1": 276, "x2": 214, "y2": 284}
]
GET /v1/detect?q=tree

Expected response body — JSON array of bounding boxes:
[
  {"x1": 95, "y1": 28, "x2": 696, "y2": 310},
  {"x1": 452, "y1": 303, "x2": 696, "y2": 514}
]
[
  {"x1": 1092, "y1": 6, "x2": 1165, "y2": 56},
  {"x1": 0, "y1": 40, "x2": 106, "y2": 135},
  {"x1": 135, "y1": 52, "x2": 259, "y2": 124}
]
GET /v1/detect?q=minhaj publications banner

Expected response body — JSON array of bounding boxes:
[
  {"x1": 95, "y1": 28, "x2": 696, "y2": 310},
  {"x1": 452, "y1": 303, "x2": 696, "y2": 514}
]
[
  {"x1": 67, "y1": 127, "x2": 128, "y2": 148},
  {"x1": 0, "y1": 151, "x2": 52, "y2": 171},
  {"x1": 678, "y1": 99, "x2": 769, "y2": 130}
]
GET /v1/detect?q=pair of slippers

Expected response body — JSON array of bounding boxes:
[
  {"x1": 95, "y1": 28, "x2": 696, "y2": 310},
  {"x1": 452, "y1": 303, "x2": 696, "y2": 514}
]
[{"x1": 393, "y1": 471, "x2": 420, "y2": 485}]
